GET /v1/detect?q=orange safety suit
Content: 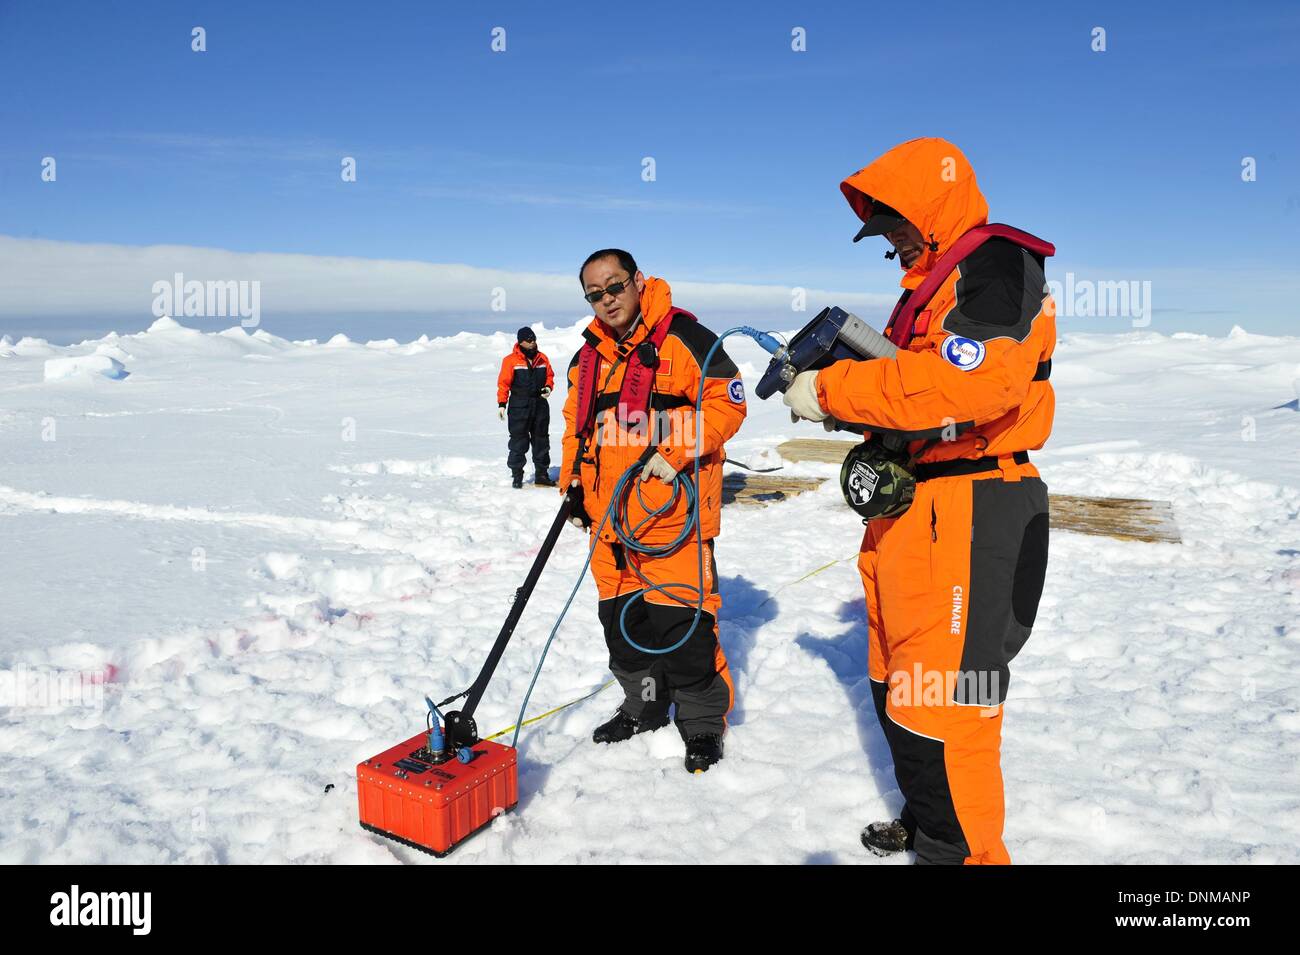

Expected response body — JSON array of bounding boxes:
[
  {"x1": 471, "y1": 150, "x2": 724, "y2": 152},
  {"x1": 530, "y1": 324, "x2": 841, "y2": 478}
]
[
  {"x1": 560, "y1": 277, "x2": 747, "y2": 738},
  {"x1": 820, "y1": 137, "x2": 1054, "y2": 864}
]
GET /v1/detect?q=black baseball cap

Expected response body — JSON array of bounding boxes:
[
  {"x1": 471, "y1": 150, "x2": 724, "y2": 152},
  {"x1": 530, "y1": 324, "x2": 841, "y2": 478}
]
[{"x1": 852, "y1": 199, "x2": 908, "y2": 242}]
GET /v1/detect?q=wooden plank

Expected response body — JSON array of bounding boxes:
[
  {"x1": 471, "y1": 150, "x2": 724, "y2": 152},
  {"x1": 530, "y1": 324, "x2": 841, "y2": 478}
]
[
  {"x1": 722, "y1": 472, "x2": 823, "y2": 507},
  {"x1": 1048, "y1": 494, "x2": 1180, "y2": 544},
  {"x1": 776, "y1": 438, "x2": 860, "y2": 465},
  {"x1": 762, "y1": 439, "x2": 1182, "y2": 543}
]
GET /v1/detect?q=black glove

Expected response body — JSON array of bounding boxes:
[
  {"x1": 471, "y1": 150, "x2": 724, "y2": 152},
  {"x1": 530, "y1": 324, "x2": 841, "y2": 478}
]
[{"x1": 565, "y1": 482, "x2": 592, "y2": 530}]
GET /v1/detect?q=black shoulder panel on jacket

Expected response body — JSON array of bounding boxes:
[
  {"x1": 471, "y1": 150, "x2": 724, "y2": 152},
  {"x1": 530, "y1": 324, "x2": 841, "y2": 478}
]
[
  {"x1": 941, "y1": 238, "x2": 1047, "y2": 344},
  {"x1": 667, "y1": 318, "x2": 739, "y2": 378}
]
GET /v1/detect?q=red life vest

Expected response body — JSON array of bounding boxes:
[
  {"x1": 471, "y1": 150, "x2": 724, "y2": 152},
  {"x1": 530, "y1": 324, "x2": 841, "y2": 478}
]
[
  {"x1": 574, "y1": 307, "x2": 697, "y2": 443},
  {"x1": 884, "y1": 223, "x2": 1055, "y2": 346}
]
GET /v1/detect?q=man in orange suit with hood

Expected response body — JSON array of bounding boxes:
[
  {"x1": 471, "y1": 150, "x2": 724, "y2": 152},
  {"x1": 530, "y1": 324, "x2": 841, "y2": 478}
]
[{"x1": 783, "y1": 138, "x2": 1055, "y2": 864}]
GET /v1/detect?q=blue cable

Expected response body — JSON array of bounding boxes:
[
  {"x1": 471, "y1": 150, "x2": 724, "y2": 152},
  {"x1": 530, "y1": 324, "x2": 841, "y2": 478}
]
[{"x1": 510, "y1": 327, "x2": 782, "y2": 749}]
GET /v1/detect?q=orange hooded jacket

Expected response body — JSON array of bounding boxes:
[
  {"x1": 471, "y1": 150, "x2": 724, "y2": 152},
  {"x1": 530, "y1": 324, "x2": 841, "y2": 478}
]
[
  {"x1": 560, "y1": 277, "x2": 747, "y2": 546},
  {"x1": 817, "y1": 137, "x2": 1056, "y2": 464}
]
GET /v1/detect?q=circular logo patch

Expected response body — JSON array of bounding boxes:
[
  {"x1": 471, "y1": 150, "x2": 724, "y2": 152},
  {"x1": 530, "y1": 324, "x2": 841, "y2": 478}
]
[
  {"x1": 941, "y1": 336, "x2": 986, "y2": 371},
  {"x1": 728, "y1": 378, "x2": 746, "y2": 403}
]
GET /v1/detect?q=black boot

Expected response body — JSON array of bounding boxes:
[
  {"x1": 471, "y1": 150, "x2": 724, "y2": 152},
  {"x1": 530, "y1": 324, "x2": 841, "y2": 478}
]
[
  {"x1": 684, "y1": 733, "x2": 724, "y2": 774},
  {"x1": 511, "y1": 470, "x2": 523, "y2": 489},
  {"x1": 534, "y1": 471, "x2": 557, "y2": 487},
  {"x1": 592, "y1": 708, "x2": 669, "y2": 744},
  {"x1": 860, "y1": 818, "x2": 916, "y2": 856}
]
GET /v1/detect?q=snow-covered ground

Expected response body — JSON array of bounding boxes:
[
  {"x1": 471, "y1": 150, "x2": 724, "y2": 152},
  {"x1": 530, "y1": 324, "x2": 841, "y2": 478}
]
[{"x1": 1, "y1": 316, "x2": 1297, "y2": 864}]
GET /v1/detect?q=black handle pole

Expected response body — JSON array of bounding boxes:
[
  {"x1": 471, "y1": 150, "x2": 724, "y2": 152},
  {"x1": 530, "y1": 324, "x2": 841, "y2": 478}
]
[{"x1": 461, "y1": 488, "x2": 576, "y2": 719}]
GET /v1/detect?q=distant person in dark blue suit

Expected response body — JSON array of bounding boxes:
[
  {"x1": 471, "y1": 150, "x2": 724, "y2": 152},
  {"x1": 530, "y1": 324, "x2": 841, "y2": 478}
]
[{"x1": 496, "y1": 327, "x2": 555, "y2": 488}]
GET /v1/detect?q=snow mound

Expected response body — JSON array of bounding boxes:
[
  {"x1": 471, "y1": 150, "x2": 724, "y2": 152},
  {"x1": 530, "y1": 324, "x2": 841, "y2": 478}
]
[
  {"x1": 44, "y1": 355, "x2": 129, "y2": 381},
  {"x1": 5, "y1": 337, "x2": 58, "y2": 358},
  {"x1": 94, "y1": 343, "x2": 133, "y2": 363},
  {"x1": 146, "y1": 316, "x2": 187, "y2": 333},
  {"x1": 262, "y1": 552, "x2": 303, "y2": 580},
  {"x1": 251, "y1": 328, "x2": 294, "y2": 349}
]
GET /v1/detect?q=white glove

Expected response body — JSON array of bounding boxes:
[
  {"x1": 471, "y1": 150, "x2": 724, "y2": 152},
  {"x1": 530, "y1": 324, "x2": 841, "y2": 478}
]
[
  {"x1": 783, "y1": 370, "x2": 828, "y2": 422},
  {"x1": 640, "y1": 450, "x2": 679, "y2": 483},
  {"x1": 498, "y1": 406, "x2": 506, "y2": 421},
  {"x1": 540, "y1": 386, "x2": 552, "y2": 398}
]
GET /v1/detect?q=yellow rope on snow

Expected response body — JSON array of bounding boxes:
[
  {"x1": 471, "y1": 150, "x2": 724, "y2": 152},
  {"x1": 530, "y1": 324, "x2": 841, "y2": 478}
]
[
  {"x1": 755, "y1": 554, "x2": 858, "y2": 609},
  {"x1": 485, "y1": 679, "x2": 616, "y2": 741}
]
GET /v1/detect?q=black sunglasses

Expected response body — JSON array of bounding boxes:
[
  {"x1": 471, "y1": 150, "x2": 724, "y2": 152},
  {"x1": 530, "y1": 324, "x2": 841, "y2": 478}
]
[{"x1": 583, "y1": 275, "x2": 635, "y2": 305}]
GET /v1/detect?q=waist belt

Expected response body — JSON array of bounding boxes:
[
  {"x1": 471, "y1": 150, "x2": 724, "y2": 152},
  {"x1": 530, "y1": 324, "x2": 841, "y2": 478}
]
[{"x1": 915, "y1": 450, "x2": 1030, "y2": 481}]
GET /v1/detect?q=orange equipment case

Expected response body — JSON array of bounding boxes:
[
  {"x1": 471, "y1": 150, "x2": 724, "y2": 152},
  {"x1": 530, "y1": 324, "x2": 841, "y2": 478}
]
[{"x1": 357, "y1": 731, "x2": 518, "y2": 856}]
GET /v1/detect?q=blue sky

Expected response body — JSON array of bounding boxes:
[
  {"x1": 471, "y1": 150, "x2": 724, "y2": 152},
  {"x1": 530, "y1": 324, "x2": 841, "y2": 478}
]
[{"x1": 1, "y1": 0, "x2": 1297, "y2": 342}]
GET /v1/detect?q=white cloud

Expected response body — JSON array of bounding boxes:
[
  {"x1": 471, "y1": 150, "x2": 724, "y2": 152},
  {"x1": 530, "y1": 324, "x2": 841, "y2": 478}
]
[{"x1": 0, "y1": 235, "x2": 897, "y2": 318}]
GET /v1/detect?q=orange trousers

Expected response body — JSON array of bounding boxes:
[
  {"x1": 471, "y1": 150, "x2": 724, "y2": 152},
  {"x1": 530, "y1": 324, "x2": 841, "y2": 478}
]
[
  {"x1": 589, "y1": 533, "x2": 734, "y2": 739},
  {"x1": 860, "y1": 463, "x2": 1049, "y2": 864}
]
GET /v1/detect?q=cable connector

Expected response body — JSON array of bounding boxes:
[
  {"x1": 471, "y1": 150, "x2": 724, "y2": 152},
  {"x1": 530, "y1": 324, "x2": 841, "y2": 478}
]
[
  {"x1": 425, "y1": 696, "x2": 445, "y2": 755},
  {"x1": 737, "y1": 326, "x2": 785, "y2": 356}
]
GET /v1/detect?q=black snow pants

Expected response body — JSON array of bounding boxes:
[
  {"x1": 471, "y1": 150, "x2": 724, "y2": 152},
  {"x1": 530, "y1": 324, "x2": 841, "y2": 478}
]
[{"x1": 507, "y1": 397, "x2": 551, "y2": 476}]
